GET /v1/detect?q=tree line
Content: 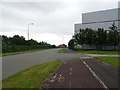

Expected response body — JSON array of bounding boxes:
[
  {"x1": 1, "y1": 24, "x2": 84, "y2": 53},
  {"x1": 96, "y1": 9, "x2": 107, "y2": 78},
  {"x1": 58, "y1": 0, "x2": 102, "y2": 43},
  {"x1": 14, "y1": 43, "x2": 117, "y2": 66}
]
[
  {"x1": 69, "y1": 25, "x2": 120, "y2": 50},
  {"x1": 2, "y1": 35, "x2": 56, "y2": 53}
]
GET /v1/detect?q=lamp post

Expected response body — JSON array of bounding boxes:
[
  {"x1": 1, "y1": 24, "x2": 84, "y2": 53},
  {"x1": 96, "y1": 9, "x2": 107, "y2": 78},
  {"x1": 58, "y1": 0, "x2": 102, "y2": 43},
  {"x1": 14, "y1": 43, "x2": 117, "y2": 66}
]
[
  {"x1": 28, "y1": 23, "x2": 34, "y2": 40},
  {"x1": 62, "y1": 35, "x2": 64, "y2": 44}
]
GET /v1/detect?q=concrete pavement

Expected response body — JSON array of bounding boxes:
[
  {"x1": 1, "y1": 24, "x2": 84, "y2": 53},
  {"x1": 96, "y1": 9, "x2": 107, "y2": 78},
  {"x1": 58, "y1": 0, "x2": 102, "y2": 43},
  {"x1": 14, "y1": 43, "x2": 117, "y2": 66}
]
[{"x1": 86, "y1": 54, "x2": 120, "y2": 57}]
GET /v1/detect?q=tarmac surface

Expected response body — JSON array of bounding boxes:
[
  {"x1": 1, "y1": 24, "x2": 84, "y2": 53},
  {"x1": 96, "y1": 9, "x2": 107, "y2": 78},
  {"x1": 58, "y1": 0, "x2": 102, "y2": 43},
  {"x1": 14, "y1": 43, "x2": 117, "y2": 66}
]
[
  {"x1": 2, "y1": 49, "x2": 119, "y2": 89},
  {"x1": 2, "y1": 49, "x2": 88, "y2": 79},
  {"x1": 42, "y1": 58, "x2": 118, "y2": 89},
  {"x1": 42, "y1": 59, "x2": 105, "y2": 88},
  {"x1": 82, "y1": 58, "x2": 118, "y2": 88}
]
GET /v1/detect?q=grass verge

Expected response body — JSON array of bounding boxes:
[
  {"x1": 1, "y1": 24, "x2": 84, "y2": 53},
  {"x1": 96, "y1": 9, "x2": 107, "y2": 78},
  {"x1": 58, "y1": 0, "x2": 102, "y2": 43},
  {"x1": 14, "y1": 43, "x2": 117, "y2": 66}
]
[
  {"x1": 95, "y1": 56, "x2": 119, "y2": 67},
  {"x1": 74, "y1": 49, "x2": 119, "y2": 54},
  {"x1": 1, "y1": 48, "x2": 52, "y2": 56},
  {"x1": 58, "y1": 49, "x2": 65, "y2": 53},
  {"x1": 2, "y1": 60, "x2": 61, "y2": 88}
]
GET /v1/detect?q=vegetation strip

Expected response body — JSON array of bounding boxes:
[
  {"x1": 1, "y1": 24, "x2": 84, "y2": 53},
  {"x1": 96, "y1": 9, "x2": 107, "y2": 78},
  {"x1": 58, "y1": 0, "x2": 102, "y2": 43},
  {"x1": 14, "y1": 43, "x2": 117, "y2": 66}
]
[
  {"x1": 1, "y1": 48, "x2": 52, "y2": 56},
  {"x1": 95, "y1": 56, "x2": 119, "y2": 67},
  {"x1": 74, "y1": 49, "x2": 119, "y2": 54},
  {"x1": 58, "y1": 49, "x2": 64, "y2": 53},
  {"x1": 2, "y1": 35, "x2": 56, "y2": 53},
  {"x1": 2, "y1": 60, "x2": 61, "y2": 88},
  {"x1": 72, "y1": 27, "x2": 120, "y2": 50}
]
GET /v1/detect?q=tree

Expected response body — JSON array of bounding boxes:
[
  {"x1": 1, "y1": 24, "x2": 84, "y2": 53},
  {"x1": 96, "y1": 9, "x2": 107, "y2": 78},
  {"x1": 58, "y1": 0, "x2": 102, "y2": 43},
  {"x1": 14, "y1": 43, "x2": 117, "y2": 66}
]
[
  {"x1": 51, "y1": 45, "x2": 56, "y2": 48},
  {"x1": 83, "y1": 28, "x2": 95, "y2": 49},
  {"x1": 68, "y1": 39, "x2": 74, "y2": 49},
  {"x1": 73, "y1": 29, "x2": 86, "y2": 49},
  {"x1": 109, "y1": 23, "x2": 119, "y2": 50},
  {"x1": 109, "y1": 22, "x2": 117, "y2": 31},
  {"x1": 96, "y1": 28, "x2": 107, "y2": 50},
  {"x1": 27, "y1": 39, "x2": 38, "y2": 45},
  {"x1": 2, "y1": 35, "x2": 9, "y2": 45},
  {"x1": 11, "y1": 35, "x2": 26, "y2": 45}
]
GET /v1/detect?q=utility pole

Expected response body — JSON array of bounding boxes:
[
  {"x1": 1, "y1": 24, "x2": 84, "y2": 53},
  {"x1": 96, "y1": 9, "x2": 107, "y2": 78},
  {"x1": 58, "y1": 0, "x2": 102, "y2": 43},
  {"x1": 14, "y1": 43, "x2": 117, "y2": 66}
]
[{"x1": 28, "y1": 23, "x2": 34, "y2": 40}]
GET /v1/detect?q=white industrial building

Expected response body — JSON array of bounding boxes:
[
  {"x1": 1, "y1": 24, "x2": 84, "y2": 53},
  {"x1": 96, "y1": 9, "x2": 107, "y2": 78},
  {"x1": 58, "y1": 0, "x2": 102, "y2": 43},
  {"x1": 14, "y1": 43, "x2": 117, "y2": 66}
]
[
  {"x1": 74, "y1": 8, "x2": 120, "y2": 50},
  {"x1": 74, "y1": 8, "x2": 120, "y2": 34}
]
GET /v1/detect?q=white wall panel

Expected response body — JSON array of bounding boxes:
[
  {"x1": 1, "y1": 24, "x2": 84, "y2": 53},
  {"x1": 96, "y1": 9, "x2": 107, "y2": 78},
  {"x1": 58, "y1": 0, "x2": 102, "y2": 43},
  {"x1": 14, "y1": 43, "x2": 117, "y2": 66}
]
[
  {"x1": 82, "y1": 8, "x2": 118, "y2": 23},
  {"x1": 75, "y1": 8, "x2": 119, "y2": 34}
]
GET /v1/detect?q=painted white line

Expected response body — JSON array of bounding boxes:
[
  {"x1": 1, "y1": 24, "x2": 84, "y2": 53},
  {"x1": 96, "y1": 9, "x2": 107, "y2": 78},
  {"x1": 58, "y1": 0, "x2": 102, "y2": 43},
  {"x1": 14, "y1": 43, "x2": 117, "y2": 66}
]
[
  {"x1": 69, "y1": 80, "x2": 71, "y2": 88},
  {"x1": 82, "y1": 60, "x2": 109, "y2": 90},
  {"x1": 70, "y1": 67, "x2": 72, "y2": 75},
  {"x1": 69, "y1": 67, "x2": 72, "y2": 90},
  {"x1": 70, "y1": 72, "x2": 72, "y2": 75},
  {"x1": 80, "y1": 56, "x2": 93, "y2": 59}
]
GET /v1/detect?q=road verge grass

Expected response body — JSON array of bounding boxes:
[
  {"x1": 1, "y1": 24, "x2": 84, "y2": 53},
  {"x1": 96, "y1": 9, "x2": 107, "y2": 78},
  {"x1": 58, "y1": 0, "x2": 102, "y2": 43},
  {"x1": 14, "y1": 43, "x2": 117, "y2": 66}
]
[
  {"x1": 74, "y1": 49, "x2": 119, "y2": 54},
  {"x1": 2, "y1": 60, "x2": 61, "y2": 88},
  {"x1": 1, "y1": 48, "x2": 52, "y2": 56},
  {"x1": 95, "y1": 56, "x2": 119, "y2": 67},
  {"x1": 58, "y1": 49, "x2": 65, "y2": 53}
]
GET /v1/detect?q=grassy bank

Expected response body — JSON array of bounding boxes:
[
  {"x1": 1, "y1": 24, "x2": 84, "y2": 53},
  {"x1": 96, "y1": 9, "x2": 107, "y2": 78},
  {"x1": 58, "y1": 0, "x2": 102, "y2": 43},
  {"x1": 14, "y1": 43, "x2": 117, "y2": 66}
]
[
  {"x1": 2, "y1": 60, "x2": 61, "y2": 88},
  {"x1": 1, "y1": 48, "x2": 52, "y2": 56},
  {"x1": 95, "y1": 57, "x2": 119, "y2": 67},
  {"x1": 74, "y1": 49, "x2": 119, "y2": 54},
  {"x1": 58, "y1": 49, "x2": 65, "y2": 53}
]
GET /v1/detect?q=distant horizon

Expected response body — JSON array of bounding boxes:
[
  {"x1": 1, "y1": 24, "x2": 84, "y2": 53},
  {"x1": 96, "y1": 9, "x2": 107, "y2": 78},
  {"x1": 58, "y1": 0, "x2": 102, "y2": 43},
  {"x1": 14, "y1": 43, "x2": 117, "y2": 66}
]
[{"x1": 0, "y1": 0, "x2": 119, "y2": 46}]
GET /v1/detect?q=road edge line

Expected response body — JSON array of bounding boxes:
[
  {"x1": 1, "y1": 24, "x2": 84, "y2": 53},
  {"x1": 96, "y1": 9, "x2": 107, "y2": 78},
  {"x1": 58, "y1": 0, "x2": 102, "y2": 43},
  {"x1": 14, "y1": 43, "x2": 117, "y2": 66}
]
[{"x1": 81, "y1": 59, "x2": 109, "y2": 90}]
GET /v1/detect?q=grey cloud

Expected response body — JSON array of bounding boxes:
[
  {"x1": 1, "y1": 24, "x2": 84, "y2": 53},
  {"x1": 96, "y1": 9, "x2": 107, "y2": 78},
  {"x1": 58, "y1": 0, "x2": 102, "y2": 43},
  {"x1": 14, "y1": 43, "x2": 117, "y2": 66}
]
[
  {"x1": 2, "y1": 2, "x2": 62, "y2": 13},
  {"x1": 1, "y1": 1, "x2": 118, "y2": 45}
]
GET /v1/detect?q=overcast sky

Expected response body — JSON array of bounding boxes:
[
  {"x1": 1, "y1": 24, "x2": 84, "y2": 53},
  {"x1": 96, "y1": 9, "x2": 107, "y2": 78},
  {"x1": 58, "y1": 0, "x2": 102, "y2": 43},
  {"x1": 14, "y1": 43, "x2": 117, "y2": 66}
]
[{"x1": 0, "y1": 0, "x2": 119, "y2": 45}]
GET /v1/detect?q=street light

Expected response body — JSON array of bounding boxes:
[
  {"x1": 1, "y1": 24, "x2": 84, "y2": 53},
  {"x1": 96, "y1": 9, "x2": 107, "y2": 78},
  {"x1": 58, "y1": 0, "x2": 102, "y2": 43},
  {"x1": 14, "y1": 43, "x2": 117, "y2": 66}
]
[{"x1": 28, "y1": 23, "x2": 34, "y2": 40}]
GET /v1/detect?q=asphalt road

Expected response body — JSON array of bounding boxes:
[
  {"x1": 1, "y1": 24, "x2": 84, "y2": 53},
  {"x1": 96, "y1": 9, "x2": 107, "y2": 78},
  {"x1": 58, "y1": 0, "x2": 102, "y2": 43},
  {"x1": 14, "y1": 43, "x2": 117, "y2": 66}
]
[
  {"x1": 2, "y1": 49, "x2": 88, "y2": 79},
  {"x1": 42, "y1": 58, "x2": 118, "y2": 89},
  {"x1": 42, "y1": 59, "x2": 104, "y2": 88},
  {"x1": 82, "y1": 58, "x2": 118, "y2": 88}
]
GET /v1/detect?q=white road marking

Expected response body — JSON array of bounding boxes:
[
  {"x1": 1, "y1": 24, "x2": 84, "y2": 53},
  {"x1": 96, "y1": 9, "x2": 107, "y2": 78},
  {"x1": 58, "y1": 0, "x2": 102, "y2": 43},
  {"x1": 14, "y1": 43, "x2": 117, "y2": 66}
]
[
  {"x1": 49, "y1": 74, "x2": 57, "y2": 82},
  {"x1": 53, "y1": 74, "x2": 57, "y2": 79},
  {"x1": 69, "y1": 80, "x2": 71, "y2": 88},
  {"x1": 58, "y1": 74, "x2": 64, "y2": 82},
  {"x1": 69, "y1": 67, "x2": 72, "y2": 90},
  {"x1": 82, "y1": 59, "x2": 109, "y2": 90},
  {"x1": 70, "y1": 67, "x2": 72, "y2": 75},
  {"x1": 70, "y1": 72, "x2": 72, "y2": 75},
  {"x1": 80, "y1": 56, "x2": 93, "y2": 59}
]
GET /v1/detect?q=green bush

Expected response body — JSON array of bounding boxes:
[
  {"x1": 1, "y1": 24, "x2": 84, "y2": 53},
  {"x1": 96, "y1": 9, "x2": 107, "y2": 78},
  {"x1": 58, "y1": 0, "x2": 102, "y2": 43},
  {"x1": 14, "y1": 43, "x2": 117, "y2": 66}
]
[
  {"x1": 2, "y1": 45, "x2": 51, "y2": 53},
  {"x1": 68, "y1": 39, "x2": 74, "y2": 49}
]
